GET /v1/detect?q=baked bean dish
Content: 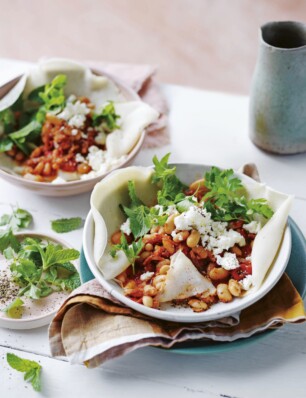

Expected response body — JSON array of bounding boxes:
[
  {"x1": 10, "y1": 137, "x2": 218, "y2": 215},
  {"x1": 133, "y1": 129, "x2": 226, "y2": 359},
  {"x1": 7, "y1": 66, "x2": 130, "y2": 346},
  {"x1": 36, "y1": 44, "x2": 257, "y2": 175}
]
[{"x1": 107, "y1": 154, "x2": 276, "y2": 312}]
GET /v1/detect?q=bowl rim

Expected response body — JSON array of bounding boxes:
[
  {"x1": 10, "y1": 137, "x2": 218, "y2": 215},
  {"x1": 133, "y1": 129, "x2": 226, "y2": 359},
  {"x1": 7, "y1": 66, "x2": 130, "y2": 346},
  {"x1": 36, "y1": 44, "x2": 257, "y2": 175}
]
[
  {"x1": 83, "y1": 163, "x2": 292, "y2": 323},
  {"x1": 0, "y1": 65, "x2": 146, "y2": 189}
]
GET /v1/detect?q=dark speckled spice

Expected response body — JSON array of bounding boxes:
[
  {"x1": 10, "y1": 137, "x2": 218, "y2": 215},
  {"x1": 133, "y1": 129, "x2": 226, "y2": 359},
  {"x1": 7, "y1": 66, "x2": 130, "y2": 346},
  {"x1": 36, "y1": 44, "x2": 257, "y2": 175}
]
[{"x1": 0, "y1": 270, "x2": 19, "y2": 307}]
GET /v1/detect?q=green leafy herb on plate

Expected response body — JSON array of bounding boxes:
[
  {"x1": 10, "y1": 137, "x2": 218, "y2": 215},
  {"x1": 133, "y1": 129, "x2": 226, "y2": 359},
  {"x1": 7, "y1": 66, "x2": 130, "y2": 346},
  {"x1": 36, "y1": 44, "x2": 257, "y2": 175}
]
[{"x1": 93, "y1": 101, "x2": 120, "y2": 132}]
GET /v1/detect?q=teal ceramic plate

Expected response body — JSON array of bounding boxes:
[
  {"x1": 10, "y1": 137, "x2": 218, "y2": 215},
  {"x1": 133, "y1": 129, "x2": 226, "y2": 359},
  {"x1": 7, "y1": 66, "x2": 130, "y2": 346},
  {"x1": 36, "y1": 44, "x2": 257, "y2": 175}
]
[{"x1": 80, "y1": 217, "x2": 306, "y2": 354}]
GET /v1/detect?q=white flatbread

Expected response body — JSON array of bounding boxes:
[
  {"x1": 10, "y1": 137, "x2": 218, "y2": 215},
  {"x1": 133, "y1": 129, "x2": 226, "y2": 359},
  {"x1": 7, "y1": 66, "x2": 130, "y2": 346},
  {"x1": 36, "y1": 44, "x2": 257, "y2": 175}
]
[
  {"x1": 158, "y1": 251, "x2": 216, "y2": 302},
  {"x1": 91, "y1": 166, "x2": 158, "y2": 279}
]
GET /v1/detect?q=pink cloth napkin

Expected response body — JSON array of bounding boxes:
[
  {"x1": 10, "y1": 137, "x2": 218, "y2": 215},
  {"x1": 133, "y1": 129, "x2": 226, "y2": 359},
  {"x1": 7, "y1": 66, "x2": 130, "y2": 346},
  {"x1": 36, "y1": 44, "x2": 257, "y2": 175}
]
[{"x1": 88, "y1": 62, "x2": 169, "y2": 148}]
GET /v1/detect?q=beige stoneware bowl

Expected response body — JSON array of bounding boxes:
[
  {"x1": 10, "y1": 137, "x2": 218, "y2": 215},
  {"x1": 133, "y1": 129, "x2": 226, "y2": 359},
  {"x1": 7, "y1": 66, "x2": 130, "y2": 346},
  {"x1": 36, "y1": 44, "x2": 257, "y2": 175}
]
[{"x1": 0, "y1": 68, "x2": 144, "y2": 197}]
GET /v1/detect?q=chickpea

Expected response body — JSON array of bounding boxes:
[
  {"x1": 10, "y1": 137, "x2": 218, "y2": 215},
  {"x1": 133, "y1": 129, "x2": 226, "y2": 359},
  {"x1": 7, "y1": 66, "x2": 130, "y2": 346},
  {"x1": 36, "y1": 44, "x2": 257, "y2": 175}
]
[
  {"x1": 43, "y1": 162, "x2": 52, "y2": 176},
  {"x1": 77, "y1": 162, "x2": 91, "y2": 174},
  {"x1": 150, "y1": 226, "x2": 159, "y2": 234},
  {"x1": 164, "y1": 214, "x2": 177, "y2": 234},
  {"x1": 139, "y1": 251, "x2": 151, "y2": 261},
  {"x1": 209, "y1": 267, "x2": 230, "y2": 281},
  {"x1": 111, "y1": 230, "x2": 122, "y2": 245},
  {"x1": 186, "y1": 230, "x2": 201, "y2": 248},
  {"x1": 143, "y1": 296, "x2": 153, "y2": 308},
  {"x1": 206, "y1": 262, "x2": 216, "y2": 274},
  {"x1": 162, "y1": 237, "x2": 175, "y2": 254},
  {"x1": 144, "y1": 243, "x2": 154, "y2": 252},
  {"x1": 156, "y1": 259, "x2": 170, "y2": 272},
  {"x1": 173, "y1": 230, "x2": 190, "y2": 243},
  {"x1": 124, "y1": 280, "x2": 137, "y2": 295},
  {"x1": 188, "y1": 299, "x2": 208, "y2": 312},
  {"x1": 152, "y1": 275, "x2": 166, "y2": 287},
  {"x1": 217, "y1": 284, "x2": 233, "y2": 303},
  {"x1": 34, "y1": 161, "x2": 44, "y2": 174},
  {"x1": 159, "y1": 265, "x2": 170, "y2": 275},
  {"x1": 143, "y1": 285, "x2": 157, "y2": 296},
  {"x1": 192, "y1": 246, "x2": 208, "y2": 259},
  {"x1": 228, "y1": 279, "x2": 242, "y2": 297}
]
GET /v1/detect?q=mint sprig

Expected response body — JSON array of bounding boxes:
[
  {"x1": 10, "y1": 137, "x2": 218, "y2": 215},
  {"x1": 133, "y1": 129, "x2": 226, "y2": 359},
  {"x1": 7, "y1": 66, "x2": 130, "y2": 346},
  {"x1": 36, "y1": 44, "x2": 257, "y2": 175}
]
[
  {"x1": 51, "y1": 217, "x2": 83, "y2": 233},
  {"x1": 7, "y1": 353, "x2": 42, "y2": 392}
]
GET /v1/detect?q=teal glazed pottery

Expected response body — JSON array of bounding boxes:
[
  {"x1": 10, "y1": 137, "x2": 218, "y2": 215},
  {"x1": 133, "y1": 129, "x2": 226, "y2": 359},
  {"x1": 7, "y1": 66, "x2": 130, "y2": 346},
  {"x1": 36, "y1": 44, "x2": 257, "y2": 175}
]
[{"x1": 249, "y1": 21, "x2": 306, "y2": 154}]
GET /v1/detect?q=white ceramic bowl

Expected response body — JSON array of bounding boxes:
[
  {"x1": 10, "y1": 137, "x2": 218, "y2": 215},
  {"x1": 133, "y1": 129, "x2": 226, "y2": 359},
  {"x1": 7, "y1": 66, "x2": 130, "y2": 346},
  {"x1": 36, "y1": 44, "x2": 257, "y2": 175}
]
[
  {"x1": 83, "y1": 163, "x2": 292, "y2": 323},
  {"x1": 0, "y1": 232, "x2": 78, "y2": 329},
  {"x1": 0, "y1": 68, "x2": 144, "y2": 197}
]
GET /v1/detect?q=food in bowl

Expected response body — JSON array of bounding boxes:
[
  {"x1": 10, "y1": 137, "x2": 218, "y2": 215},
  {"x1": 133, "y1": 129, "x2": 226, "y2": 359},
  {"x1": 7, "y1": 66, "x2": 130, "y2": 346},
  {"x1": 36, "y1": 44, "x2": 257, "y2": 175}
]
[
  {"x1": 0, "y1": 59, "x2": 158, "y2": 183},
  {"x1": 90, "y1": 154, "x2": 292, "y2": 313}
]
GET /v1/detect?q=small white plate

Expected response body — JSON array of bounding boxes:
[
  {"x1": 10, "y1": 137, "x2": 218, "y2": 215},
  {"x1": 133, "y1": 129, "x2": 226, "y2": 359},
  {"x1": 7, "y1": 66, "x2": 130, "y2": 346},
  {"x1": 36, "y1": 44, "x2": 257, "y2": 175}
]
[
  {"x1": 0, "y1": 232, "x2": 78, "y2": 329},
  {"x1": 83, "y1": 163, "x2": 292, "y2": 323}
]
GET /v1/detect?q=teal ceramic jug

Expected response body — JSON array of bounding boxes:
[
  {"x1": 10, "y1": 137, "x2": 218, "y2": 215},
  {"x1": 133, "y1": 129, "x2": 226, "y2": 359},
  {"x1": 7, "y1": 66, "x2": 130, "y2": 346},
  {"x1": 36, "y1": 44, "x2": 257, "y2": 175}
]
[{"x1": 249, "y1": 21, "x2": 306, "y2": 154}]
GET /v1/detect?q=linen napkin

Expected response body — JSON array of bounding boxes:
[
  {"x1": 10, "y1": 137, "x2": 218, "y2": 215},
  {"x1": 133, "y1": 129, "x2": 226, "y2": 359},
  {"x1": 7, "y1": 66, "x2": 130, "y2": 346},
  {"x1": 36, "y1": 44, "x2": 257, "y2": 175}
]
[
  {"x1": 88, "y1": 62, "x2": 169, "y2": 148},
  {"x1": 49, "y1": 165, "x2": 306, "y2": 367}
]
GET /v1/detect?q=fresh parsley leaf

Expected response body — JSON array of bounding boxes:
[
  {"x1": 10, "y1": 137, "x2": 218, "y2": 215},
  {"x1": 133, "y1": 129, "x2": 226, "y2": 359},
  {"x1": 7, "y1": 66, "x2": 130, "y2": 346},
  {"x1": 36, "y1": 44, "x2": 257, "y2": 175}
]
[
  {"x1": 93, "y1": 101, "x2": 120, "y2": 132},
  {"x1": 203, "y1": 167, "x2": 274, "y2": 222},
  {"x1": 3, "y1": 297, "x2": 24, "y2": 319},
  {"x1": 51, "y1": 217, "x2": 83, "y2": 233},
  {"x1": 0, "y1": 207, "x2": 33, "y2": 231},
  {"x1": 7, "y1": 353, "x2": 42, "y2": 392},
  {"x1": 37, "y1": 74, "x2": 67, "y2": 121}
]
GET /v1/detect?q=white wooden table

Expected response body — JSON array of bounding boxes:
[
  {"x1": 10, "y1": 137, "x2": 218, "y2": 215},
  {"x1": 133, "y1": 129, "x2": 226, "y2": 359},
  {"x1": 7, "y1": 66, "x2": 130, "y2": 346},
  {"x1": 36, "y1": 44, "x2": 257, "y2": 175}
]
[{"x1": 0, "y1": 59, "x2": 305, "y2": 398}]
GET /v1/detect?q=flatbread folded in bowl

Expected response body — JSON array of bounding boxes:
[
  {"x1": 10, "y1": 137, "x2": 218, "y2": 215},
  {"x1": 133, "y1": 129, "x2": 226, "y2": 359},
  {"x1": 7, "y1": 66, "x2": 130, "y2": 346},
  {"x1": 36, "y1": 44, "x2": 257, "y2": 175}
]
[{"x1": 90, "y1": 164, "x2": 293, "y2": 309}]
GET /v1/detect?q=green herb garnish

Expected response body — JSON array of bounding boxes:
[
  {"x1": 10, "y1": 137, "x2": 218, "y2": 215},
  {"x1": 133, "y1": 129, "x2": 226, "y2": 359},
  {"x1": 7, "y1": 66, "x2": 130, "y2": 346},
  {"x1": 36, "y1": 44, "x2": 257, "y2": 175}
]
[
  {"x1": 7, "y1": 353, "x2": 42, "y2": 392},
  {"x1": 203, "y1": 167, "x2": 274, "y2": 222},
  {"x1": 152, "y1": 153, "x2": 186, "y2": 206},
  {"x1": 51, "y1": 217, "x2": 83, "y2": 233},
  {"x1": 110, "y1": 234, "x2": 144, "y2": 273},
  {"x1": 0, "y1": 207, "x2": 33, "y2": 230},
  {"x1": 2, "y1": 237, "x2": 80, "y2": 300},
  {"x1": 93, "y1": 101, "x2": 120, "y2": 132}
]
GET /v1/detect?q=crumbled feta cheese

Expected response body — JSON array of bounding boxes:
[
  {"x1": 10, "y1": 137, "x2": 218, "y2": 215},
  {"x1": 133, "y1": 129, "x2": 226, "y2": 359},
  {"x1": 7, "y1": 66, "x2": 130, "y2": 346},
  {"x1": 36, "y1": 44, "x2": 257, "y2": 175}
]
[
  {"x1": 81, "y1": 132, "x2": 88, "y2": 139},
  {"x1": 216, "y1": 252, "x2": 240, "y2": 270},
  {"x1": 120, "y1": 219, "x2": 131, "y2": 235},
  {"x1": 57, "y1": 100, "x2": 90, "y2": 128},
  {"x1": 67, "y1": 94, "x2": 76, "y2": 103},
  {"x1": 239, "y1": 275, "x2": 253, "y2": 291},
  {"x1": 173, "y1": 206, "x2": 245, "y2": 257},
  {"x1": 140, "y1": 272, "x2": 155, "y2": 281},
  {"x1": 165, "y1": 205, "x2": 178, "y2": 215},
  {"x1": 71, "y1": 128, "x2": 78, "y2": 136},
  {"x1": 95, "y1": 131, "x2": 106, "y2": 145},
  {"x1": 87, "y1": 145, "x2": 106, "y2": 171},
  {"x1": 243, "y1": 221, "x2": 261, "y2": 234},
  {"x1": 75, "y1": 153, "x2": 85, "y2": 163}
]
